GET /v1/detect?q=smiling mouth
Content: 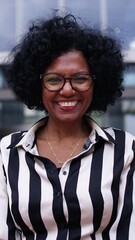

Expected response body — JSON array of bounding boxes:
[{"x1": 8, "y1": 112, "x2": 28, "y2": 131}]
[{"x1": 58, "y1": 101, "x2": 78, "y2": 107}]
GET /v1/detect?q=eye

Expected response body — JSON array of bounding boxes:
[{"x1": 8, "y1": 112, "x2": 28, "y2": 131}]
[
  {"x1": 47, "y1": 76, "x2": 63, "y2": 85},
  {"x1": 73, "y1": 75, "x2": 90, "y2": 83}
]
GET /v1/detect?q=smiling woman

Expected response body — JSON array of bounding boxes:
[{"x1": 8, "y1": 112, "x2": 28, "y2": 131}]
[
  {"x1": 41, "y1": 51, "x2": 93, "y2": 124},
  {"x1": 0, "y1": 12, "x2": 135, "y2": 240}
]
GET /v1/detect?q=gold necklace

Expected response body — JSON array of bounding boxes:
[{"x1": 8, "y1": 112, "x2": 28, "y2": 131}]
[{"x1": 45, "y1": 131, "x2": 83, "y2": 166}]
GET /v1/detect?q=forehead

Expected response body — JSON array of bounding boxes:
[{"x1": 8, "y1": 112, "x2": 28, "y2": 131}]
[{"x1": 45, "y1": 51, "x2": 90, "y2": 74}]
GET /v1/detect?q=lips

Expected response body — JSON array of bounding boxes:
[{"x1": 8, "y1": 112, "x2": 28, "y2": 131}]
[{"x1": 57, "y1": 101, "x2": 78, "y2": 107}]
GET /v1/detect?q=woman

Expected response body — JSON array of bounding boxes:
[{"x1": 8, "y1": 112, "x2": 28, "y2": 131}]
[{"x1": 0, "y1": 13, "x2": 135, "y2": 240}]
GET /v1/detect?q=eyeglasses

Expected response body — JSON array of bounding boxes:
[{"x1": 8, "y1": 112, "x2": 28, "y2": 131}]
[{"x1": 40, "y1": 72, "x2": 95, "y2": 92}]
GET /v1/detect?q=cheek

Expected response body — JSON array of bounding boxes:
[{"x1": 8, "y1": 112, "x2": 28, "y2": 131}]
[
  {"x1": 85, "y1": 88, "x2": 93, "y2": 104},
  {"x1": 42, "y1": 89, "x2": 49, "y2": 108},
  {"x1": 42, "y1": 89, "x2": 55, "y2": 108},
  {"x1": 83, "y1": 89, "x2": 93, "y2": 112}
]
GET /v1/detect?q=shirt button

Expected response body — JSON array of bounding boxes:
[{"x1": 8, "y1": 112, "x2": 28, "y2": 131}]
[
  {"x1": 63, "y1": 171, "x2": 67, "y2": 175},
  {"x1": 56, "y1": 191, "x2": 62, "y2": 198},
  {"x1": 49, "y1": 169, "x2": 55, "y2": 174}
]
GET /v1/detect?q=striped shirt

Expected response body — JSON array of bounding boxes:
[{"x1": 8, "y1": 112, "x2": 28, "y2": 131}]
[{"x1": 0, "y1": 117, "x2": 135, "y2": 240}]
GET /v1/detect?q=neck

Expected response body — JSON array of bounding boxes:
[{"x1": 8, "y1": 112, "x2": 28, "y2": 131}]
[
  {"x1": 45, "y1": 117, "x2": 85, "y2": 140},
  {"x1": 36, "y1": 116, "x2": 91, "y2": 166}
]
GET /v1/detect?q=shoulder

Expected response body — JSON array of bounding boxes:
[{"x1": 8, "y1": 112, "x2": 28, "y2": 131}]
[
  {"x1": 0, "y1": 131, "x2": 27, "y2": 149},
  {"x1": 104, "y1": 127, "x2": 135, "y2": 162},
  {"x1": 0, "y1": 118, "x2": 47, "y2": 151},
  {"x1": 105, "y1": 127, "x2": 135, "y2": 142}
]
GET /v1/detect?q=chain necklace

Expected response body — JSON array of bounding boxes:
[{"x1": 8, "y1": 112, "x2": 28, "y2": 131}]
[{"x1": 45, "y1": 131, "x2": 83, "y2": 166}]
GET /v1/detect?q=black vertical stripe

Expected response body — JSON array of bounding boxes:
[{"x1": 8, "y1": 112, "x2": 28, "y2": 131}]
[
  {"x1": 102, "y1": 130, "x2": 125, "y2": 240},
  {"x1": 89, "y1": 138, "x2": 104, "y2": 239},
  {"x1": 44, "y1": 161, "x2": 68, "y2": 240},
  {"x1": 116, "y1": 141, "x2": 135, "y2": 239},
  {"x1": 8, "y1": 135, "x2": 34, "y2": 239},
  {"x1": 64, "y1": 157, "x2": 81, "y2": 240},
  {"x1": 26, "y1": 153, "x2": 47, "y2": 239},
  {"x1": 7, "y1": 203, "x2": 18, "y2": 240}
]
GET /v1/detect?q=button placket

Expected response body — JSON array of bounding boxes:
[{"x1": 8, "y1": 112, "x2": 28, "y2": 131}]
[
  {"x1": 56, "y1": 191, "x2": 62, "y2": 198},
  {"x1": 59, "y1": 166, "x2": 69, "y2": 193}
]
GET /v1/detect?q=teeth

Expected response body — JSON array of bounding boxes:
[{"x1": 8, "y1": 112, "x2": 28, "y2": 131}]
[{"x1": 59, "y1": 101, "x2": 77, "y2": 107}]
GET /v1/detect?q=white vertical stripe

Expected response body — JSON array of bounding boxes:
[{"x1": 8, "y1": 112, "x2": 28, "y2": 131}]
[
  {"x1": 97, "y1": 142, "x2": 114, "y2": 233},
  {"x1": 18, "y1": 149, "x2": 34, "y2": 231},
  {"x1": 0, "y1": 152, "x2": 8, "y2": 239},
  {"x1": 76, "y1": 154, "x2": 93, "y2": 238}
]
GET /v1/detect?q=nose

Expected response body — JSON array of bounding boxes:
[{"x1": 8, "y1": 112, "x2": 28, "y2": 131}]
[{"x1": 59, "y1": 80, "x2": 76, "y2": 97}]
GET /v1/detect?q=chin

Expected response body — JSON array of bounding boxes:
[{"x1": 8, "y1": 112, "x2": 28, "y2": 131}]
[{"x1": 56, "y1": 114, "x2": 83, "y2": 123}]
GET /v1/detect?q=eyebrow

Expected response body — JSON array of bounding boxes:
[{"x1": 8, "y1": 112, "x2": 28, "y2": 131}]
[{"x1": 45, "y1": 71, "x2": 90, "y2": 76}]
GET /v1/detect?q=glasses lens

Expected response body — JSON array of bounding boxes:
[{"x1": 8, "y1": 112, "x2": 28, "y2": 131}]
[
  {"x1": 72, "y1": 74, "x2": 93, "y2": 91},
  {"x1": 42, "y1": 73, "x2": 94, "y2": 91},
  {"x1": 44, "y1": 74, "x2": 64, "y2": 91}
]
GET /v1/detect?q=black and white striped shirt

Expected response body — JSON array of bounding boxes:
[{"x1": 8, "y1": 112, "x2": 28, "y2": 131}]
[{"x1": 0, "y1": 117, "x2": 135, "y2": 240}]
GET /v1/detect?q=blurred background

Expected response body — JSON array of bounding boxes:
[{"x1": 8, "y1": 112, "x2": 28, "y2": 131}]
[{"x1": 0, "y1": 0, "x2": 135, "y2": 138}]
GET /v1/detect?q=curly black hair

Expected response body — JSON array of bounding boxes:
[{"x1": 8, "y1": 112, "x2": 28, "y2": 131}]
[{"x1": 7, "y1": 12, "x2": 124, "y2": 112}]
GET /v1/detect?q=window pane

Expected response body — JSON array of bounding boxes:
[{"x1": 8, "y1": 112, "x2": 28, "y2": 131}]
[{"x1": 124, "y1": 64, "x2": 135, "y2": 87}]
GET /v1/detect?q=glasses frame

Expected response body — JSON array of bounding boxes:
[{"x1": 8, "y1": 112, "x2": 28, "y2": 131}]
[{"x1": 40, "y1": 72, "x2": 95, "y2": 92}]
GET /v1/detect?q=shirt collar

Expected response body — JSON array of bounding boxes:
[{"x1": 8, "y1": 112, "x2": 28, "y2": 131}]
[
  {"x1": 7, "y1": 117, "x2": 48, "y2": 150},
  {"x1": 7, "y1": 116, "x2": 116, "y2": 150},
  {"x1": 86, "y1": 117, "x2": 116, "y2": 144}
]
